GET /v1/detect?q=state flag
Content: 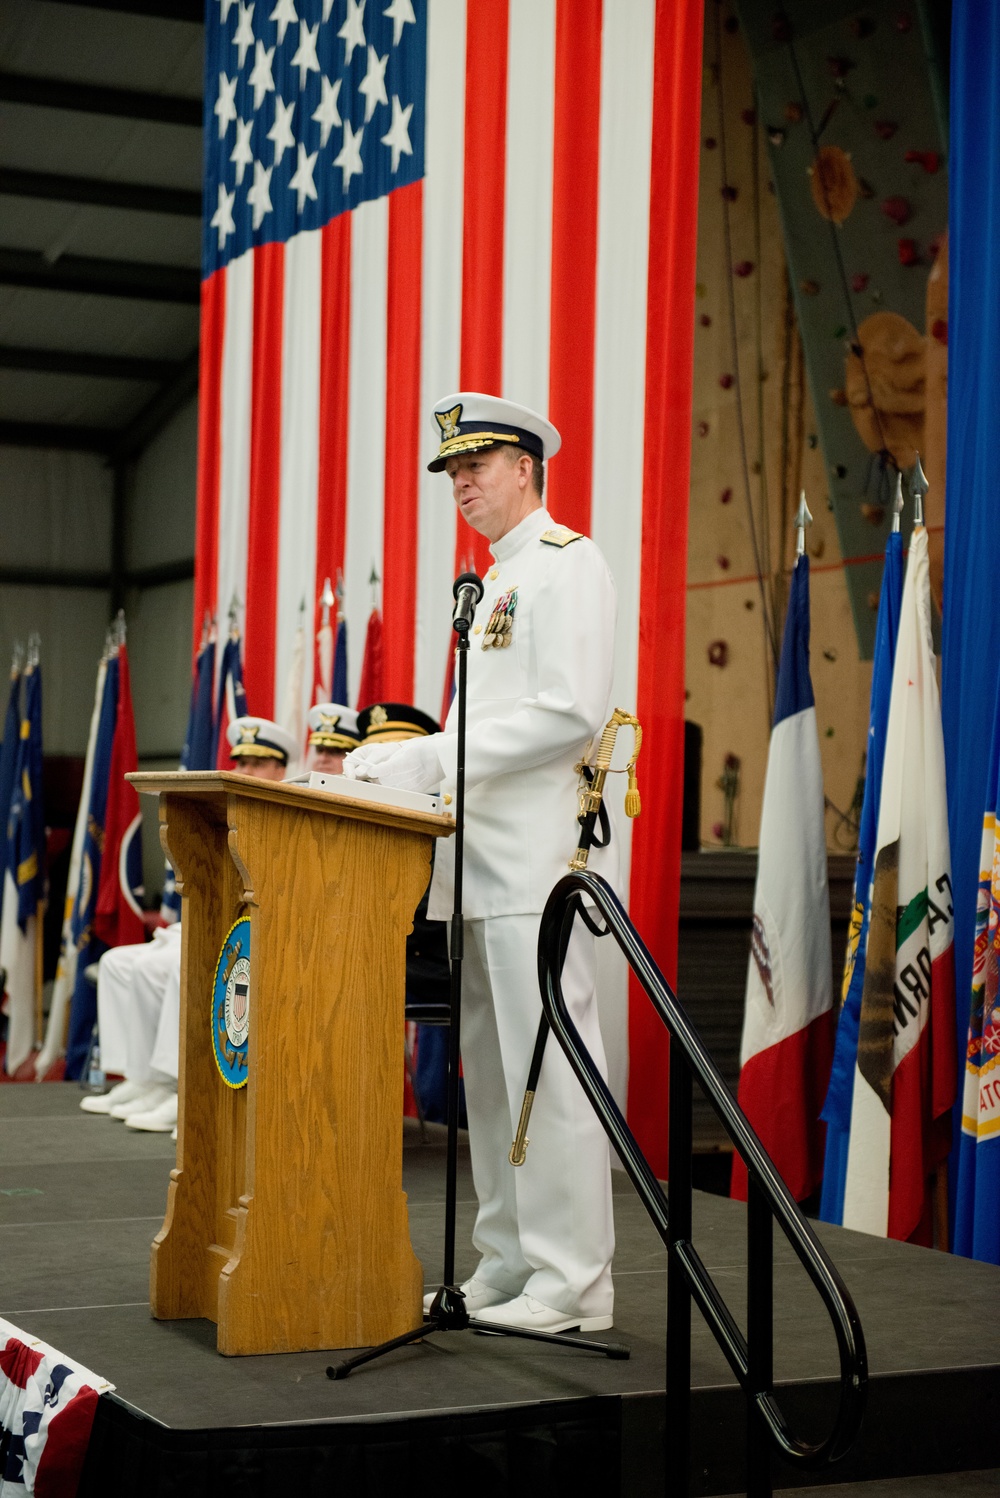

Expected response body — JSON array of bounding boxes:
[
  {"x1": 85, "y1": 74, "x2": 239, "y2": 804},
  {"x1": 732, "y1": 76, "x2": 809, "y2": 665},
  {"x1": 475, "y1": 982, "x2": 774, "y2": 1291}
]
[
  {"x1": 820, "y1": 529, "x2": 903, "y2": 1224},
  {"x1": 843, "y1": 525, "x2": 956, "y2": 1243},
  {"x1": 732, "y1": 555, "x2": 834, "y2": 1203},
  {"x1": 0, "y1": 659, "x2": 44, "y2": 1076}
]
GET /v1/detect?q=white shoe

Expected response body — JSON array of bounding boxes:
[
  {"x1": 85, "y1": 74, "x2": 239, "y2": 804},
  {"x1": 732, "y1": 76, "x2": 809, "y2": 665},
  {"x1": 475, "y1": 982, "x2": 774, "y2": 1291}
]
[
  {"x1": 110, "y1": 1083, "x2": 174, "y2": 1120},
  {"x1": 125, "y1": 1091, "x2": 178, "y2": 1133},
  {"x1": 80, "y1": 1079, "x2": 147, "y2": 1115},
  {"x1": 472, "y1": 1293, "x2": 613, "y2": 1334},
  {"x1": 422, "y1": 1277, "x2": 516, "y2": 1317}
]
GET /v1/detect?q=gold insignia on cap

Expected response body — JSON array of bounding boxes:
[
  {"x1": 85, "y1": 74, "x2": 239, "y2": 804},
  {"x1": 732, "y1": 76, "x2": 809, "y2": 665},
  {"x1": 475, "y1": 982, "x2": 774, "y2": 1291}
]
[
  {"x1": 370, "y1": 704, "x2": 389, "y2": 727},
  {"x1": 435, "y1": 404, "x2": 463, "y2": 441},
  {"x1": 238, "y1": 724, "x2": 261, "y2": 744},
  {"x1": 319, "y1": 711, "x2": 340, "y2": 729}
]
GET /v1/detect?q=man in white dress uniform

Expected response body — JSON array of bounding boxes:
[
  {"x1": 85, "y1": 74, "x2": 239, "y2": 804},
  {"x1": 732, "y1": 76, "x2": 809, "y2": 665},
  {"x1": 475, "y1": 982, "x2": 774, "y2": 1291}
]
[{"x1": 345, "y1": 394, "x2": 617, "y2": 1333}]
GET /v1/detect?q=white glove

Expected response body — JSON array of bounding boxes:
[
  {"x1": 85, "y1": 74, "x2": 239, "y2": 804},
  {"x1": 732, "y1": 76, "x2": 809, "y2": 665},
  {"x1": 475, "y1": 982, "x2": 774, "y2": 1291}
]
[
  {"x1": 363, "y1": 736, "x2": 444, "y2": 793},
  {"x1": 342, "y1": 742, "x2": 398, "y2": 781}
]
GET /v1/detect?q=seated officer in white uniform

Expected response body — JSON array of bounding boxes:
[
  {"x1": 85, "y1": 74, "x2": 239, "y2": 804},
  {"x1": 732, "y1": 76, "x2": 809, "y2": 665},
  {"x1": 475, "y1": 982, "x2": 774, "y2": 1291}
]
[
  {"x1": 345, "y1": 394, "x2": 618, "y2": 1334},
  {"x1": 81, "y1": 716, "x2": 296, "y2": 1127},
  {"x1": 306, "y1": 704, "x2": 360, "y2": 774}
]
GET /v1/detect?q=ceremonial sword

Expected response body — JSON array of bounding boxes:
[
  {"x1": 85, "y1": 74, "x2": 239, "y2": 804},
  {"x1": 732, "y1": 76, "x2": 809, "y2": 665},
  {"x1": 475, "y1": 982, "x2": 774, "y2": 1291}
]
[{"x1": 509, "y1": 707, "x2": 642, "y2": 1166}]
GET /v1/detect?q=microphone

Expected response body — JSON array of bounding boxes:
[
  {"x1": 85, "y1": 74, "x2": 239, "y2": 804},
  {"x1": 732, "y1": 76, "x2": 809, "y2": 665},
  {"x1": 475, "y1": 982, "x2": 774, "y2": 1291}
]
[{"x1": 452, "y1": 571, "x2": 484, "y2": 634}]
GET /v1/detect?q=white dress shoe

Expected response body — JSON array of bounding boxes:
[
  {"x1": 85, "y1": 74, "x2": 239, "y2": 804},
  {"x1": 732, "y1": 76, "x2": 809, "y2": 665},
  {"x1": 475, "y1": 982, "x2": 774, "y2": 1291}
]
[
  {"x1": 422, "y1": 1277, "x2": 516, "y2": 1317},
  {"x1": 110, "y1": 1082, "x2": 175, "y2": 1120},
  {"x1": 80, "y1": 1079, "x2": 147, "y2": 1115},
  {"x1": 473, "y1": 1293, "x2": 613, "y2": 1334},
  {"x1": 125, "y1": 1091, "x2": 178, "y2": 1133}
]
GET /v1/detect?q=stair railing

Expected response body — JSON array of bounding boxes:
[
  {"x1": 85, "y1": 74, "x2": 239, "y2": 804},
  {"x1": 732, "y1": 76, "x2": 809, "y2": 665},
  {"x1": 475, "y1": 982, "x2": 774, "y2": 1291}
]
[{"x1": 537, "y1": 870, "x2": 868, "y2": 1498}]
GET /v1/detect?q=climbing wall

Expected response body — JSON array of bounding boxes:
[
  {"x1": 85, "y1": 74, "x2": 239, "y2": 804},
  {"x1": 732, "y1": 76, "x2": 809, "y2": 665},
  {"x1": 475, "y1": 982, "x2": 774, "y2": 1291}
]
[{"x1": 736, "y1": 0, "x2": 949, "y2": 644}]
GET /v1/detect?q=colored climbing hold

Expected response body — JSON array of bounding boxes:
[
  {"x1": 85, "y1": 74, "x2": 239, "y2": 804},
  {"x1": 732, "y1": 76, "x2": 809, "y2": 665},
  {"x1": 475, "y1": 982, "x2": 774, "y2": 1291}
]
[
  {"x1": 719, "y1": 373, "x2": 734, "y2": 390},
  {"x1": 741, "y1": 107, "x2": 756, "y2": 126},
  {"x1": 881, "y1": 195, "x2": 911, "y2": 226},
  {"x1": 897, "y1": 237, "x2": 920, "y2": 266},
  {"x1": 708, "y1": 641, "x2": 729, "y2": 668},
  {"x1": 721, "y1": 184, "x2": 738, "y2": 202},
  {"x1": 800, "y1": 279, "x2": 820, "y2": 296},
  {"x1": 720, "y1": 488, "x2": 733, "y2": 505},
  {"x1": 851, "y1": 272, "x2": 870, "y2": 293},
  {"x1": 733, "y1": 260, "x2": 754, "y2": 278},
  {"x1": 807, "y1": 433, "x2": 818, "y2": 449},
  {"x1": 810, "y1": 146, "x2": 859, "y2": 223},
  {"x1": 829, "y1": 389, "x2": 848, "y2": 407},
  {"x1": 785, "y1": 101, "x2": 804, "y2": 123},
  {"x1": 931, "y1": 318, "x2": 948, "y2": 345},
  {"x1": 874, "y1": 120, "x2": 897, "y2": 140},
  {"x1": 700, "y1": 314, "x2": 712, "y2": 327},
  {"x1": 717, "y1": 555, "x2": 731, "y2": 571},
  {"x1": 768, "y1": 126, "x2": 786, "y2": 146},
  {"x1": 905, "y1": 149, "x2": 940, "y2": 174},
  {"x1": 697, "y1": 420, "x2": 710, "y2": 437},
  {"x1": 704, "y1": 136, "x2": 718, "y2": 150},
  {"x1": 832, "y1": 464, "x2": 847, "y2": 479},
  {"x1": 860, "y1": 503, "x2": 885, "y2": 525},
  {"x1": 833, "y1": 325, "x2": 847, "y2": 339}
]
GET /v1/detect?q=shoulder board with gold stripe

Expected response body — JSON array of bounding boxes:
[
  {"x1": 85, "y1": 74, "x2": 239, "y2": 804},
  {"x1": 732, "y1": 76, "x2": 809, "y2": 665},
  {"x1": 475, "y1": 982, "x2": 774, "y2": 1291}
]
[{"x1": 539, "y1": 527, "x2": 584, "y2": 548}]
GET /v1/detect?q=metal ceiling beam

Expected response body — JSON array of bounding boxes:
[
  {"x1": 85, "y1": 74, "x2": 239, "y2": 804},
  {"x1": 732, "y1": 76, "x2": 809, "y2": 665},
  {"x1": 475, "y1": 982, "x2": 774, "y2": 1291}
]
[
  {"x1": 0, "y1": 166, "x2": 201, "y2": 217},
  {"x1": 45, "y1": 0, "x2": 204, "y2": 21},
  {"x1": 0, "y1": 71, "x2": 202, "y2": 127},
  {"x1": 0, "y1": 248, "x2": 199, "y2": 304},
  {"x1": 0, "y1": 420, "x2": 115, "y2": 454},
  {"x1": 111, "y1": 348, "x2": 199, "y2": 461},
  {"x1": 0, "y1": 344, "x2": 179, "y2": 382}
]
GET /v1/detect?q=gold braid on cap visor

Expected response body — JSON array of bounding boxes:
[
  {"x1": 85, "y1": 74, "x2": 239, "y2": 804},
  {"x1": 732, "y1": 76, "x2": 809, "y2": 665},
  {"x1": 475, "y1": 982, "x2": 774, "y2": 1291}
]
[
  {"x1": 364, "y1": 723, "x2": 431, "y2": 741},
  {"x1": 230, "y1": 744, "x2": 286, "y2": 761},
  {"x1": 435, "y1": 431, "x2": 525, "y2": 459},
  {"x1": 309, "y1": 733, "x2": 357, "y2": 750}
]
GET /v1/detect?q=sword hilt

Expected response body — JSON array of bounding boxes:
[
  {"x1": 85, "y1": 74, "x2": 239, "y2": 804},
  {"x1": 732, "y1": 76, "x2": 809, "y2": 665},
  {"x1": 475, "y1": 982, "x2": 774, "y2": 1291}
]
[{"x1": 508, "y1": 1090, "x2": 535, "y2": 1166}]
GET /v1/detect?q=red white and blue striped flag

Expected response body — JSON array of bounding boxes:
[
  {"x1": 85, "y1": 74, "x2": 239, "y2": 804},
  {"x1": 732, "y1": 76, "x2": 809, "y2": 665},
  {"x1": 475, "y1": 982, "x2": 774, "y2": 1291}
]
[{"x1": 195, "y1": 0, "x2": 702, "y2": 1174}]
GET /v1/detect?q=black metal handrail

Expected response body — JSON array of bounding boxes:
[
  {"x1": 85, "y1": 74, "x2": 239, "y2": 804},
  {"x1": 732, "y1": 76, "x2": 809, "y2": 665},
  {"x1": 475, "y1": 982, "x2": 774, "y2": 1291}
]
[{"x1": 538, "y1": 871, "x2": 868, "y2": 1497}]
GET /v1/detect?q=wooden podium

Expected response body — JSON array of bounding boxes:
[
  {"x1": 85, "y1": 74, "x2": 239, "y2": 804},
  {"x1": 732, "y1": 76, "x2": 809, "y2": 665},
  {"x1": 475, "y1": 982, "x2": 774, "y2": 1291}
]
[{"x1": 128, "y1": 771, "x2": 453, "y2": 1356}]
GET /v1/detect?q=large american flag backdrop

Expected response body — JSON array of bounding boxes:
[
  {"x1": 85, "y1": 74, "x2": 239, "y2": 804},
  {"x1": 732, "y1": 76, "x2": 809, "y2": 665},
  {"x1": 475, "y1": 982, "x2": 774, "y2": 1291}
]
[{"x1": 194, "y1": 0, "x2": 703, "y2": 1176}]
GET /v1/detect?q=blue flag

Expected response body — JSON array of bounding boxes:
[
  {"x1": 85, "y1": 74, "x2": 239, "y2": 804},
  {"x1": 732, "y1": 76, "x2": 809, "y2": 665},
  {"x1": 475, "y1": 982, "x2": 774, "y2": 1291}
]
[
  {"x1": 819, "y1": 531, "x2": 903, "y2": 1224},
  {"x1": 212, "y1": 632, "x2": 248, "y2": 767},
  {"x1": 0, "y1": 667, "x2": 21, "y2": 929},
  {"x1": 162, "y1": 634, "x2": 217, "y2": 920},
  {"x1": 954, "y1": 671, "x2": 1000, "y2": 1265},
  {"x1": 8, "y1": 663, "x2": 45, "y2": 930},
  {"x1": 64, "y1": 652, "x2": 120, "y2": 1079},
  {"x1": 332, "y1": 618, "x2": 348, "y2": 708}
]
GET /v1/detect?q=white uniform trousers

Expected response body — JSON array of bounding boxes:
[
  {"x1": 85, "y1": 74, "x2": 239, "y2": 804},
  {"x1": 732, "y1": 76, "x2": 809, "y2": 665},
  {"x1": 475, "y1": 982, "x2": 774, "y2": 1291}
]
[
  {"x1": 148, "y1": 943, "x2": 180, "y2": 1083},
  {"x1": 459, "y1": 914, "x2": 615, "y2": 1318},
  {"x1": 96, "y1": 927, "x2": 181, "y2": 1083}
]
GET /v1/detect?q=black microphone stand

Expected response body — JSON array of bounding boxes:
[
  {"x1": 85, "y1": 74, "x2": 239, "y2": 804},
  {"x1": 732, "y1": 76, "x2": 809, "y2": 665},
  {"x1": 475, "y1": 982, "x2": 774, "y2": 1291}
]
[{"x1": 328, "y1": 592, "x2": 627, "y2": 1379}]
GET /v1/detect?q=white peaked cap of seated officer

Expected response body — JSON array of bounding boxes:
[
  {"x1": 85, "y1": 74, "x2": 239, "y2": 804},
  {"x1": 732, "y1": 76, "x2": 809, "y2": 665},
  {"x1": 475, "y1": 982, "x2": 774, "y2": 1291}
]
[
  {"x1": 226, "y1": 716, "x2": 299, "y2": 764},
  {"x1": 427, "y1": 392, "x2": 561, "y2": 473},
  {"x1": 307, "y1": 703, "x2": 360, "y2": 749}
]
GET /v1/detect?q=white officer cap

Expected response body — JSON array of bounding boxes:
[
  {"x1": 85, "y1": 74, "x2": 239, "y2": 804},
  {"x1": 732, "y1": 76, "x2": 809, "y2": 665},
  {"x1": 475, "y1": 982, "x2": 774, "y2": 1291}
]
[
  {"x1": 307, "y1": 704, "x2": 360, "y2": 750},
  {"x1": 427, "y1": 392, "x2": 561, "y2": 473},
  {"x1": 227, "y1": 716, "x2": 298, "y2": 765}
]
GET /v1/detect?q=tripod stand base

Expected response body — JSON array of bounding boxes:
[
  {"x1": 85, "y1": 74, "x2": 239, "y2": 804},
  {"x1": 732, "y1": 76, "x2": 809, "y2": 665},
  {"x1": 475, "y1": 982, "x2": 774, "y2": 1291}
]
[{"x1": 326, "y1": 1286, "x2": 630, "y2": 1379}]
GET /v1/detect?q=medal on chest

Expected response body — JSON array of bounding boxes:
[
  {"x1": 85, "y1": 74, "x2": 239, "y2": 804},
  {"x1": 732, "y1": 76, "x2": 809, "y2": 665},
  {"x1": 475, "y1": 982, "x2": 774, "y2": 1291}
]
[{"x1": 482, "y1": 586, "x2": 518, "y2": 649}]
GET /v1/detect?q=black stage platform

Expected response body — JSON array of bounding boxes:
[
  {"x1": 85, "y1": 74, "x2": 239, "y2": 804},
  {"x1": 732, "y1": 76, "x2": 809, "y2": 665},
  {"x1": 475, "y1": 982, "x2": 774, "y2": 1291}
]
[{"x1": 1, "y1": 1083, "x2": 998, "y2": 1496}]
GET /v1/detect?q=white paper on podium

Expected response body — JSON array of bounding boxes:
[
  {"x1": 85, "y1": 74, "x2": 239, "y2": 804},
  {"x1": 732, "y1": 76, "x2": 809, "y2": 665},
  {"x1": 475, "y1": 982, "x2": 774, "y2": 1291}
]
[{"x1": 304, "y1": 772, "x2": 447, "y2": 818}]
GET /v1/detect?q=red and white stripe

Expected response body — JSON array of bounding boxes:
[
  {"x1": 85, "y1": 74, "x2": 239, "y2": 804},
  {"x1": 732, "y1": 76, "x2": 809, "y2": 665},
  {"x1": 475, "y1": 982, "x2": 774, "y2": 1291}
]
[{"x1": 193, "y1": 0, "x2": 702, "y2": 1175}]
